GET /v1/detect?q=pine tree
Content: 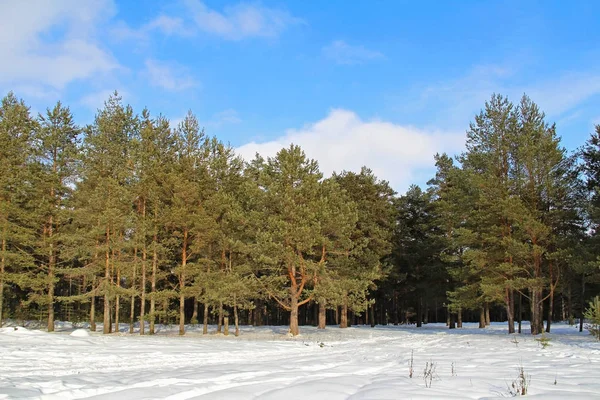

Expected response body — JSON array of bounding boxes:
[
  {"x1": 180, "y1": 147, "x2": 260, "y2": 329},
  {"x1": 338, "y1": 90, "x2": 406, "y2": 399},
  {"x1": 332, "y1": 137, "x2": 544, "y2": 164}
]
[
  {"x1": 76, "y1": 92, "x2": 137, "y2": 334},
  {"x1": 169, "y1": 111, "x2": 213, "y2": 335},
  {"x1": 334, "y1": 167, "x2": 395, "y2": 328},
  {"x1": 312, "y1": 177, "x2": 357, "y2": 329},
  {"x1": 0, "y1": 93, "x2": 37, "y2": 327},
  {"x1": 30, "y1": 102, "x2": 80, "y2": 332},
  {"x1": 249, "y1": 145, "x2": 323, "y2": 336},
  {"x1": 394, "y1": 185, "x2": 445, "y2": 327}
]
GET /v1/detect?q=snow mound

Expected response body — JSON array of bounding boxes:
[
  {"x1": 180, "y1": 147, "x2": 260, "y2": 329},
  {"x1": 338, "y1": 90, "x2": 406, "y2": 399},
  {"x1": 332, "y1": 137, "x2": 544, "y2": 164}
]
[
  {"x1": 0, "y1": 326, "x2": 43, "y2": 335},
  {"x1": 70, "y1": 329, "x2": 90, "y2": 337}
]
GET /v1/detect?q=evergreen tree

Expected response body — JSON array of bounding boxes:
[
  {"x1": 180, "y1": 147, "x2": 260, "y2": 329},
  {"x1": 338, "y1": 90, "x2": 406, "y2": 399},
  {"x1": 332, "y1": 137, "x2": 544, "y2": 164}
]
[
  {"x1": 249, "y1": 145, "x2": 323, "y2": 336},
  {"x1": 0, "y1": 93, "x2": 37, "y2": 327},
  {"x1": 76, "y1": 92, "x2": 137, "y2": 334},
  {"x1": 334, "y1": 167, "x2": 395, "y2": 327},
  {"x1": 29, "y1": 102, "x2": 80, "y2": 332}
]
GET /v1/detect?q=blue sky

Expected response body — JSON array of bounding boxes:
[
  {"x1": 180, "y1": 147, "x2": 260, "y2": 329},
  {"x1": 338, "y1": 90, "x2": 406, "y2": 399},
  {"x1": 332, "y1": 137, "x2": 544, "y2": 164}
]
[{"x1": 1, "y1": 0, "x2": 599, "y2": 193}]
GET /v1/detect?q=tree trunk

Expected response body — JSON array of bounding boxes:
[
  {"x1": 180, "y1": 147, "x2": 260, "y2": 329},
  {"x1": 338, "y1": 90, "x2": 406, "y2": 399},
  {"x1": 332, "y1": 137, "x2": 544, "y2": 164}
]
[
  {"x1": 518, "y1": 292, "x2": 522, "y2": 334},
  {"x1": 289, "y1": 292, "x2": 299, "y2": 336},
  {"x1": 506, "y1": 287, "x2": 515, "y2": 334},
  {"x1": 191, "y1": 297, "x2": 198, "y2": 324},
  {"x1": 479, "y1": 307, "x2": 486, "y2": 328},
  {"x1": 203, "y1": 303, "x2": 209, "y2": 334},
  {"x1": 485, "y1": 303, "x2": 491, "y2": 326},
  {"x1": 47, "y1": 221, "x2": 55, "y2": 332},
  {"x1": 448, "y1": 312, "x2": 456, "y2": 329},
  {"x1": 140, "y1": 200, "x2": 147, "y2": 335},
  {"x1": 416, "y1": 295, "x2": 423, "y2": 328},
  {"x1": 457, "y1": 307, "x2": 463, "y2": 328},
  {"x1": 90, "y1": 295, "x2": 96, "y2": 331},
  {"x1": 217, "y1": 302, "x2": 223, "y2": 333},
  {"x1": 224, "y1": 316, "x2": 229, "y2": 336},
  {"x1": 546, "y1": 288, "x2": 555, "y2": 333},
  {"x1": 530, "y1": 288, "x2": 543, "y2": 335},
  {"x1": 579, "y1": 275, "x2": 585, "y2": 333},
  {"x1": 0, "y1": 235, "x2": 6, "y2": 328},
  {"x1": 317, "y1": 301, "x2": 326, "y2": 329},
  {"x1": 234, "y1": 301, "x2": 239, "y2": 337},
  {"x1": 114, "y1": 258, "x2": 120, "y2": 333},
  {"x1": 150, "y1": 227, "x2": 158, "y2": 335},
  {"x1": 340, "y1": 297, "x2": 348, "y2": 328},
  {"x1": 370, "y1": 302, "x2": 375, "y2": 328},
  {"x1": 179, "y1": 292, "x2": 185, "y2": 336},
  {"x1": 129, "y1": 247, "x2": 137, "y2": 334},
  {"x1": 179, "y1": 229, "x2": 187, "y2": 336},
  {"x1": 103, "y1": 227, "x2": 111, "y2": 334},
  {"x1": 567, "y1": 284, "x2": 574, "y2": 325}
]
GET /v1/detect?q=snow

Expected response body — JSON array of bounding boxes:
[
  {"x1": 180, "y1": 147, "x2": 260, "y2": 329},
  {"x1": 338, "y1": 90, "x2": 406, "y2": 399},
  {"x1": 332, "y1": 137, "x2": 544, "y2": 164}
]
[
  {"x1": 69, "y1": 329, "x2": 90, "y2": 337},
  {"x1": 0, "y1": 322, "x2": 599, "y2": 399}
]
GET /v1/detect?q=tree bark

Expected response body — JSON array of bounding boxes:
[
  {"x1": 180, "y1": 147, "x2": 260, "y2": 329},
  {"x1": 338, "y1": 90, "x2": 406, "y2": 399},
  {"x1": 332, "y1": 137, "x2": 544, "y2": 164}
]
[
  {"x1": 0, "y1": 234, "x2": 6, "y2": 328},
  {"x1": 457, "y1": 307, "x2": 463, "y2": 328},
  {"x1": 217, "y1": 302, "x2": 223, "y2": 333},
  {"x1": 47, "y1": 216, "x2": 56, "y2": 332},
  {"x1": 149, "y1": 225, "x2": 158, "y2": 335},
  {"x1": 340, "y1": 297, "x2": 348, "y2": 328},
  {"x1": 140, "y1": 200, "x2": 147, "y2": 335},
  {"x1": 317, "y1": 301, "x2": 326, "y2": 329},
  {"x1": 370, "y1": 302, "x2": 375, "y2": 328},
  {"x1": 518, "y1": 292, "x2": 522, "y2": 334},
  {"x1": 506, "y1": 287, "x2": 515, "y2": 334},
  {"x1": 203, "y1": 303, "x2": 209, "y2": 334},
  {"x1": 224, "y1": 316, "x2": 229, "y2": 336},
  {"x1": 90, "y1": 294, "x2": 96, "y2": 331},
  {"x1": 579, "y1": 275, "x2": 585, "y2": 333},
  {"x1": 416, "y1": 294, "x2": 423, "y2": 328},
  {"x1": 191, "y1": 297, "x2": 198, "y2": 323},
  {"x1": 234, "y1": 301, "x2": 239, "y2": 337},
  {"x1": 103, "y1": 226, "x2": 111, "y2": 334},
  {"x1": 179, "y1": 229, "x2": 187, "y2": 336},
  {"x1": 129, "y1": 247, "x2": 137, "y2": 334},
  {"x1": 290, "y1": 291, "x2": 299, "y2": 336},
  {"x1": 485, "y1": 303, "x2": 491, "y2": 326},
  {"x1": 114, "y1": 249, "x2": 120, "y2": 333},
  {"x1": 546, "y1": 288, "x2": 554, "y2": 333},
  {"x1": 479, "y1": 307, "x2": 486, "y2": 328}
]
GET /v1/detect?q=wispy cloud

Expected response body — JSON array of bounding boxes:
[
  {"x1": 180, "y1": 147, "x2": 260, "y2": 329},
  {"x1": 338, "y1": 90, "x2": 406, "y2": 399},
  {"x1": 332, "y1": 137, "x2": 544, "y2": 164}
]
[
  {"x1": 144, "y1": 59, "x2": 197, "y2": 91},
  {"x1": 184, "y1": 0, "x2": 302, "y2": 40},
  {"x1": 0, "y1": 0, "x2": 120, "y2": 93},
  {"x1": 410, "y1": 64, "x2": 600, "y2": 130},
  {"x1": 236, "y1": 109, "x2": 463, "y2": 193},
  {"x1": 111, "y1": 15, "x2": 193, "y2": 43},
  {"x1": 323, "y1": 40, "x2": 384, "y2": 65}
]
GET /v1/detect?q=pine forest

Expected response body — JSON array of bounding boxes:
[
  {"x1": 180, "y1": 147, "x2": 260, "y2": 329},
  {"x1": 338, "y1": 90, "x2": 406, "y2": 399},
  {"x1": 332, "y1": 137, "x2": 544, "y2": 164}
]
[{"x1": 2, "y1": 90, "x2": 600, "y2": 337}]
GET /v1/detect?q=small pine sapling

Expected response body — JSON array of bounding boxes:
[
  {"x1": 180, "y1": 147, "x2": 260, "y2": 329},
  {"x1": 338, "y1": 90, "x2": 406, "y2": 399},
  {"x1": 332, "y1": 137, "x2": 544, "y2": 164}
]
[{"x1": 584, "y1": 296, "x2": 600, "y2": 340}]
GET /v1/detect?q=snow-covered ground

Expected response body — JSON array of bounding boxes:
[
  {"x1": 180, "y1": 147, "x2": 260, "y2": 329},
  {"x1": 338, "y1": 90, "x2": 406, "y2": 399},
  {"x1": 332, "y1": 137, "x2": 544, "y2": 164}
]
[{"x1": 1, "y1": 321, "x2": 599, "y2": 399}]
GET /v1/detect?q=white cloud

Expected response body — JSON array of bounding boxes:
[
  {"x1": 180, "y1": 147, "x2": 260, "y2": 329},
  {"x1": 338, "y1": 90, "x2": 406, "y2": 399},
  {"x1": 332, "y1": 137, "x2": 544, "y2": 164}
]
[
  {"x1": 0, "y1": 0, "x2": 120, "y2": 91},
  {"x1": 418, "y1": 64, "x2": 600, "y2": 129},
  {"x1": 144, "y1": 59, "x2": 197, "y2": 91},
  {"x1": 184, "y1": 0, "x2": 301, "y2": 40},
  {"x1": 236, "y1": 109, "x2": 464, "y2": 193},
  {"x1": 111, "y1": 15, "x2": 193, "y2": 43},
  {"x1": 211, "y1": 109, "x2": 241, "y2": 126},
  {"x1": 323, "y1": 40, "x2": 384, "y2": 65}
]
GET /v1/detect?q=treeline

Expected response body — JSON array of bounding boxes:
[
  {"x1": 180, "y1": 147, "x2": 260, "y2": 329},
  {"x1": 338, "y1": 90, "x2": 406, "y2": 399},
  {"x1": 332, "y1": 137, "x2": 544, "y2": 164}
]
[{"x1": 0, "y1": 91, "x2": 599, "y2": 336}]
